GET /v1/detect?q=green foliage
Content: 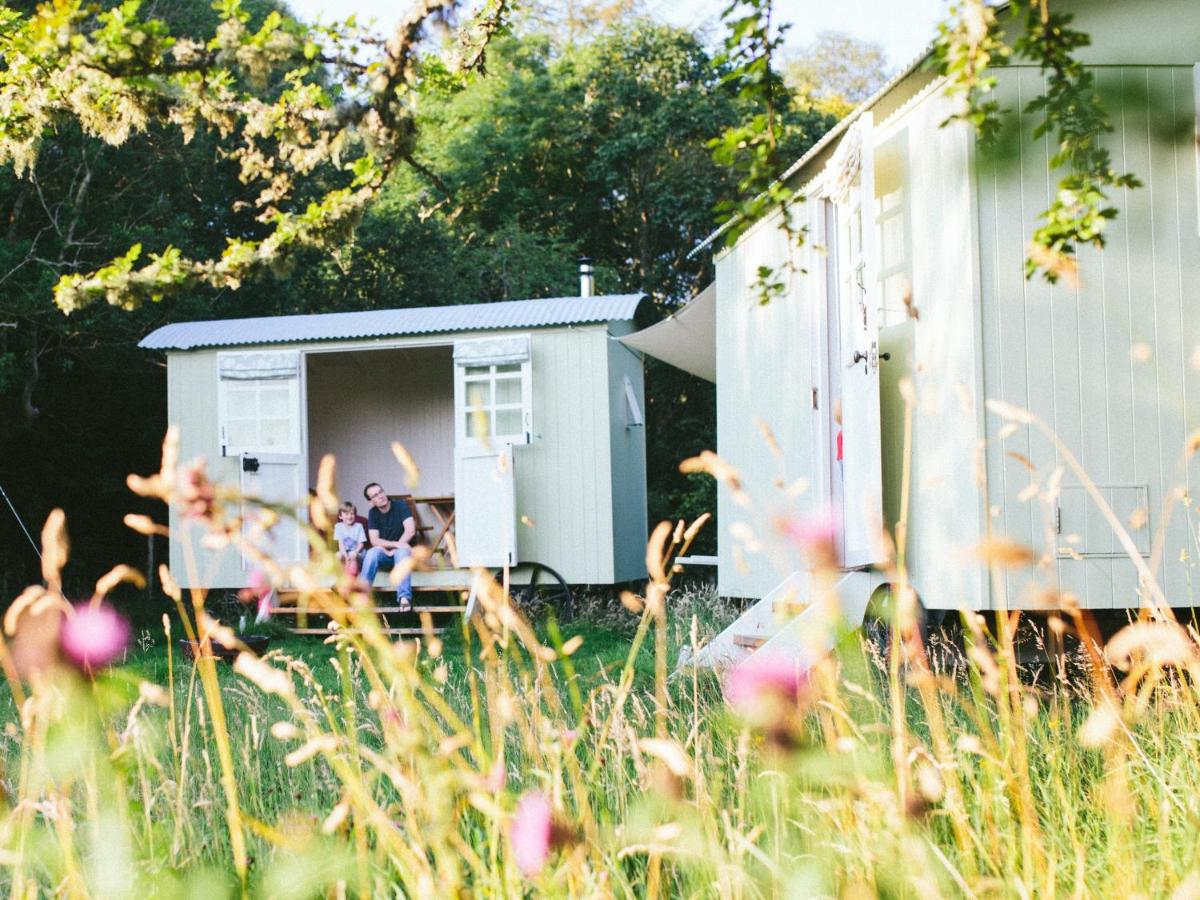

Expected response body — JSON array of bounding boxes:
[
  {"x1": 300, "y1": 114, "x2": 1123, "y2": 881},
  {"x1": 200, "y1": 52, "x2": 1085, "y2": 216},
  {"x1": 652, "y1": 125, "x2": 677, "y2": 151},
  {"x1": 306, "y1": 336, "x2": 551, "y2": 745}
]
[
  {"x1": 932, "y1": 0, "x2": 1141, "y2": 283},
  {"x1": 0, "y1": 0, "x2": 513, "y2": 313},
  {"x1": 707, "y1": 0, "x2": 828, "y2": 305},
  {"x1": 784, "y1": 30, "x2": 893, "y2": 119},
  {"x1": 1014, "y1": 8, "x2": 1142, "y2": 282}
]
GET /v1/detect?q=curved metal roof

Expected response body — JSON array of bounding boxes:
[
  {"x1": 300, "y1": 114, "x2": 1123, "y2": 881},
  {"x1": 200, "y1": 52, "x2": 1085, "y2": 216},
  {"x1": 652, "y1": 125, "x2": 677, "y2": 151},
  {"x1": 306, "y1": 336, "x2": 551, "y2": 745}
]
[{"x1": 139, "y1": 293, "x2": 645, "y2": 351}]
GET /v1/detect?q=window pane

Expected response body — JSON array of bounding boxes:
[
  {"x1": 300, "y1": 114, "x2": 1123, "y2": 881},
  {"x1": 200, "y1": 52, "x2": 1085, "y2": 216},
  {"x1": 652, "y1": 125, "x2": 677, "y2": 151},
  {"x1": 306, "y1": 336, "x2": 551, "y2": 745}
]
[
  {"x1": 466, "y1": 410, "x2": 491, "y2": 437},
  {"x1": 465, "y1": 366, "x2": 491, "y2": 377},
  {"x1": 495, "y1": 363, "x2": 521, "y2": 374},
  {"x1": 260, "y1": 418, "x2": 291, "y2": 448},
  {"x1": 227, "y1": 387, "x2": 256, "y2": 418},
  {"x1": 495, "y1": 409, "x2": 522, "y2": 437},
  {"x1": 466, "y1": 383, "x2": 491, "y2": 409},
  {"x1": 494, "y1": 376, "x2": 522, "y2": 405},
  {"x1": 881, "y1": 215, "x2": 904, "y2": 268},
  {"x1": 226, "y1": 419, "x2": 257, "y2": 449},
  {"x1": 258, "y1": 386, "x2": 292, "y2": 418}
]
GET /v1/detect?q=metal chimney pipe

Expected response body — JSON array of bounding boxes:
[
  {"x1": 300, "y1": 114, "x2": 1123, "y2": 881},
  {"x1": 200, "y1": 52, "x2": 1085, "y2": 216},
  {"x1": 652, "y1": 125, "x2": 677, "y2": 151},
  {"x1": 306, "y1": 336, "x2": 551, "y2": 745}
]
[{"x1": 578, "y1": 256, "x2": 595, "y2": 298}]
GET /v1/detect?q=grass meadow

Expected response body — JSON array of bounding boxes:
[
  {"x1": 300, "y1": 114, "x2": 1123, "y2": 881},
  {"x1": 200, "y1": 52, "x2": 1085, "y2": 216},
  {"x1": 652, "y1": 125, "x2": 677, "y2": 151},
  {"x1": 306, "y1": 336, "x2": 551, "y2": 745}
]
[{"x1": 3, "y1": 433, "x2": 1200, "y2": 898}]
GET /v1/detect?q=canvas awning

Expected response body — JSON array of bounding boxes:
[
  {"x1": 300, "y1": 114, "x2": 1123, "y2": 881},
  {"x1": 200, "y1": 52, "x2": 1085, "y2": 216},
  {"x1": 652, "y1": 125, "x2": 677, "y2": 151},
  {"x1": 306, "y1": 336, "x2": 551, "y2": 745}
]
[{"x1": 619, "y1": 283, "x2": 715, "y2": 382}]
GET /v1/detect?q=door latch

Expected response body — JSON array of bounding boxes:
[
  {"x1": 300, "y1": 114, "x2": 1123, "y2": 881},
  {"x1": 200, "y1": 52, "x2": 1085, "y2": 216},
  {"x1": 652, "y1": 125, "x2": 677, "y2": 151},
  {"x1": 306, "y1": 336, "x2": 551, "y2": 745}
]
[{"x1": 242, "y1": 456, "x2": 260, "y2": 473}]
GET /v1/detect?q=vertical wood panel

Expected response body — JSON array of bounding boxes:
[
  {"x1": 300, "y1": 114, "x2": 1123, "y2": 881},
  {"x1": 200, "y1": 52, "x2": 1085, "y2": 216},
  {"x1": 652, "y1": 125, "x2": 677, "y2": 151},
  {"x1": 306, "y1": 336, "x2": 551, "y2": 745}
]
[
  {"x1": 979, "y1": 64, "x2": 1200, "y2": 609},
  {"x1": 168, "y1": 350, "x2": 242, "y2": 588},
  {"x1": 518, "y1": 328, "x2": 614, "y2": 583},
  {"x1": 893, "y1": 89, "x2": 987, "y2": 612},
  {"x1": 716, "y1": 206, "x2": 821, "y2": 600}
]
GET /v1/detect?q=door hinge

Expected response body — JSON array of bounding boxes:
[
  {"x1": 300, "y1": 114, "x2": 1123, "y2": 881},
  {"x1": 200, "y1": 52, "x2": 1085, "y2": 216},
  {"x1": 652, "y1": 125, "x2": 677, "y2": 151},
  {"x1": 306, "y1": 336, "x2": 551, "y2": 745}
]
[
  {"x1": 811, "y1": 387, "x2": 819, "y2": 410},
  {"x1": 1054, "y1": 507, "x2": 1062, "y2": 534}
]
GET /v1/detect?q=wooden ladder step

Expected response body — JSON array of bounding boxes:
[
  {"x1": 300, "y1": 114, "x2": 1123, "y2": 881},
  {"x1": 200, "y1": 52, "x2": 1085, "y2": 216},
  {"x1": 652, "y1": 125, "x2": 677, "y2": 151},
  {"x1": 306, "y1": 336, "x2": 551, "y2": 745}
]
[
  {"x1": 271, "y1": 605, "x2": 467, "y2": 615},
  {"x1": 732, "y1": 634, "x2": 767, "y2": 649},
  {"x1": 287, "y1": 627, "x2": 445, "y2": 637}
]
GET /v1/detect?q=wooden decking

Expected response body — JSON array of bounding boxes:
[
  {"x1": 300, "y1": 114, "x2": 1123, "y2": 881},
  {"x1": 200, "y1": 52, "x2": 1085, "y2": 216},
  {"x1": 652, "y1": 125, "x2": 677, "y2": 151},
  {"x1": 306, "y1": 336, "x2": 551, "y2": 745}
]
[{"x1": 271, "y1": 582, "x2": 473, "y2": 638}]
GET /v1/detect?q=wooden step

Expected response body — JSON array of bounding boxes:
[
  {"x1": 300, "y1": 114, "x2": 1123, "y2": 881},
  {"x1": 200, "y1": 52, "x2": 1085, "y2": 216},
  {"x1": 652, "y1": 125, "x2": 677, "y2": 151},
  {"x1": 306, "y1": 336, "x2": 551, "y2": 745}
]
[
  {"x1": 287, "y1": 628, "x2": 445, "y2": 637},
  {"x1": 732, "y1": 634, "x2": 767, "y2": 649},
  {"x1": 270, "y1": 605, "x2": 467, "y2": 615}
]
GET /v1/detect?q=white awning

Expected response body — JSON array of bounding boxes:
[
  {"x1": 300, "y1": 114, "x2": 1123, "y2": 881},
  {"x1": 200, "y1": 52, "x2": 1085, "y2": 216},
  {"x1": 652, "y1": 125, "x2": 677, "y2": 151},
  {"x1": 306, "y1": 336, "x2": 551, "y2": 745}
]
[{"x1": 619, "y1": 283, "x2": 715, "y2": 382}]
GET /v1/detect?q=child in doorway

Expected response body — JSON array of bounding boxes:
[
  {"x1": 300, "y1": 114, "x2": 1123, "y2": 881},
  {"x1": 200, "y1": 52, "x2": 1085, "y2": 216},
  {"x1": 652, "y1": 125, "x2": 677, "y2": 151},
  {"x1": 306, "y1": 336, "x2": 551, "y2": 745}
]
[{"x1": 334, "y1": 501, "x2": 367, "y2": 577}]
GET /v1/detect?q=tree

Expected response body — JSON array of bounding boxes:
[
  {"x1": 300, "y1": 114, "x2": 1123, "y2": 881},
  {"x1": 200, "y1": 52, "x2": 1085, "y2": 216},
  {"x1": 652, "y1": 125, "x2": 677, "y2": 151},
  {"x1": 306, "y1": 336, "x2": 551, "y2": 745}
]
[
  {"x1": 398, "y1": 24, "x2": 832, "y2": 546},
  {"x1": 0, "y1": 0, "x2": 310, "y2": 593},
  {"x1": 784, "y1": 30, "x2": 892, "y2": 119},
  {"x1": 512, "y1": 0, "x2": 647, "y2": 48}
]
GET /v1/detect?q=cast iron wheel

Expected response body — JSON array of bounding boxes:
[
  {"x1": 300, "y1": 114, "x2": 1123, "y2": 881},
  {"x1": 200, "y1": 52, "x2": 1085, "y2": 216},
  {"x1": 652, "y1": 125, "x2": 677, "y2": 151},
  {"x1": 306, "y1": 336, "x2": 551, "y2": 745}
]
[{"x1": 507, "y1": 562, "x2": 573, "y2": 623}]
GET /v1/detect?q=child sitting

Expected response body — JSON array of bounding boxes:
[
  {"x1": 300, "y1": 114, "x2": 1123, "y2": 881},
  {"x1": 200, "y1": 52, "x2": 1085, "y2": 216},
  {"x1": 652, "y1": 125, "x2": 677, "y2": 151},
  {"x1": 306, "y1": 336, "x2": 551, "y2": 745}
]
[{"x1": 334, "y1": 501, "x2": 367, "y2": 576}]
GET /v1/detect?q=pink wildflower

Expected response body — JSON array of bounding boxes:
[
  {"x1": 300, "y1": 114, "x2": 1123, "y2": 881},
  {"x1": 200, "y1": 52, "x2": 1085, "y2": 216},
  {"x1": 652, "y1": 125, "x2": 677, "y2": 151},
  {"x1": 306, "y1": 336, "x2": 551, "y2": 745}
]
[
  {"x1": 775, "y1": 512, "x2": 838, "y2": 566},
  {"x1": 724, "y1": 654, "x2": 806, "y2": 713},
  {"x1": 60, "y1": 603, "x2": 131, "y2": 671},
  {"x1": 510, "y1": 792, "x2": 553, "y2": 877},
  {"x1": 725, "y1": 655, "x2": 811, "y2": 749}
]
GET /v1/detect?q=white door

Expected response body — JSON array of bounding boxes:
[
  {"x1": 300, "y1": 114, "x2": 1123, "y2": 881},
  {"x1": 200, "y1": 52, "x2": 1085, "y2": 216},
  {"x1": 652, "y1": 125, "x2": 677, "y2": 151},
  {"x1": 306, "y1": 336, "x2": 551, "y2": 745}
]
[
  {"x1": 452, "y1": 336, "x2": 531, "y2": 568},
  {"x1": 454, "y1": 443, "x2": 518, "y2": 567},
  {"x1": 829, "y1": 115, "x2": 885, "y2": 568},
  {"x1": 240, "y1": 453, "x2": 307, "y2": 567},
  {"x1": 217, "y1": 351, "x2": 308, "y2": 570}
]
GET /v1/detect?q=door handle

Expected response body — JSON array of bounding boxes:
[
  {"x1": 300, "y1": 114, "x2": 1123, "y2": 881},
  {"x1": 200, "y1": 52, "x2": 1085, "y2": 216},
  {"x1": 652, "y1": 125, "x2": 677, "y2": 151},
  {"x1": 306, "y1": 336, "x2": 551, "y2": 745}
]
[
  {"x1": 851, "y1": 343, "x2": 890, "y2": 372},
  {"x1": 242, "y1": 456, "x2": 260, "y2": 473}
]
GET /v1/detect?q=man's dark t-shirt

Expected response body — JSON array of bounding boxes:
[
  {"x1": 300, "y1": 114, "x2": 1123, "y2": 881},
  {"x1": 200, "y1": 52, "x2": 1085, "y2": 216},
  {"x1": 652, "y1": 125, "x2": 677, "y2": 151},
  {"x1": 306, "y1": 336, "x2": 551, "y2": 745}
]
[{"x1": 368, "y1": 499, "x2": 413, "y2": 543}]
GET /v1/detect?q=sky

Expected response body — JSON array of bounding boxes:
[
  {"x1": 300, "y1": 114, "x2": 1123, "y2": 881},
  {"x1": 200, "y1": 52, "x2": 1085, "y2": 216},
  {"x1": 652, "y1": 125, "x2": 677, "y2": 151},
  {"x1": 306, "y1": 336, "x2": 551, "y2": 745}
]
[{"x1": 281, "y1": 0, "x2": 951, "y2": 70}]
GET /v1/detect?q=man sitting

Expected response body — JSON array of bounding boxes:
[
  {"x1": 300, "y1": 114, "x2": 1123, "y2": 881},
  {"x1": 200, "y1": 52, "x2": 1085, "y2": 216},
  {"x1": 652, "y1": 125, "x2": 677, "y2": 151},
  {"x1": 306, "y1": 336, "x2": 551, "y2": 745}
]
[{"x1": 360, "y1": 481, "x2": 415, "y2": 612}]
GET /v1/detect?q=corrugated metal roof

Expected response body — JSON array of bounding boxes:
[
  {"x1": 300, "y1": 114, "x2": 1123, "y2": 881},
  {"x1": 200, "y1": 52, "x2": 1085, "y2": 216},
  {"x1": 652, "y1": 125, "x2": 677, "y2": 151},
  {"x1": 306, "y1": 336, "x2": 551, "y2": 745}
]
[{"x1": 139, "y1": 293, "x2": 645, "y2": 351}]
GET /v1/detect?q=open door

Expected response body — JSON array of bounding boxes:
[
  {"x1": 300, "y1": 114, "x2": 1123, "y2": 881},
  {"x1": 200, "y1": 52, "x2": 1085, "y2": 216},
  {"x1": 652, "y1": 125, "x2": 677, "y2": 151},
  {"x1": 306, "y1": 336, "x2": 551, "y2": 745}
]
[
  {"x1": 825, "y1": 114, "x2": 885, "y2": 568},
  {"x1": 217, "y1": 350, "x2": 308, "y2": 569},
  {"x1": 452, "y1": 336, "x2": 531, "y2": 568},
  {"x1": 454, "y1": 443, "x2": 518, "y2": 567}
]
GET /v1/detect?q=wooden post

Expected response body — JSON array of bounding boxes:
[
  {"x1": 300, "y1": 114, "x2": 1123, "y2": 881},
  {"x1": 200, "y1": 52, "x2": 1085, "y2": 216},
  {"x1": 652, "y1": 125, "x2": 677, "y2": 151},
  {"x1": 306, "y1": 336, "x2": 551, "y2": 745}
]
[{"x1": 147, "y1": 534, "x2": 155, "y2": 605}]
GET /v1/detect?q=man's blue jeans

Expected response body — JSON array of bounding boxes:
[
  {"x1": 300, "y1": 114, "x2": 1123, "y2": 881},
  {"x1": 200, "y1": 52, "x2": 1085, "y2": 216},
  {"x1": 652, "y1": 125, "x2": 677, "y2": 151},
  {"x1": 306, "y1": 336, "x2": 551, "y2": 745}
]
[{"x1": 360, "y1": 545, "x2": 413, "y2": 603}]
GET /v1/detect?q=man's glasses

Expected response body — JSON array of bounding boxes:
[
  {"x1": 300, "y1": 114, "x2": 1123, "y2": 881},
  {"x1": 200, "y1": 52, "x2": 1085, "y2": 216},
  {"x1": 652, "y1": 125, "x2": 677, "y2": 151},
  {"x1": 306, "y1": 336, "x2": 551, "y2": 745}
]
[{"x1": 367, "y1": 491, "x2": 385, "y2": 501}]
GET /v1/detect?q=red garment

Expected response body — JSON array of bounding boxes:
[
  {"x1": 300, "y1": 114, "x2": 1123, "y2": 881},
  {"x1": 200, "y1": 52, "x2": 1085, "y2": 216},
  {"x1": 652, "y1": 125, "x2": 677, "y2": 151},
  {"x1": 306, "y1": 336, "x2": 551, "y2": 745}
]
[{"x1": 836, "y1": 430, "x2": 843, "y2": 461}]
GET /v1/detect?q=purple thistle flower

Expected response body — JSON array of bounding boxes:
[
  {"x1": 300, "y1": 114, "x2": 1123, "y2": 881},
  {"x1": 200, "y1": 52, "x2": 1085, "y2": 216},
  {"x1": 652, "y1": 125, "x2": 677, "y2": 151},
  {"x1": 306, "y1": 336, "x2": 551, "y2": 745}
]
[{"x1": 60, "y1": 603, "x2": 131, "y2": 671}]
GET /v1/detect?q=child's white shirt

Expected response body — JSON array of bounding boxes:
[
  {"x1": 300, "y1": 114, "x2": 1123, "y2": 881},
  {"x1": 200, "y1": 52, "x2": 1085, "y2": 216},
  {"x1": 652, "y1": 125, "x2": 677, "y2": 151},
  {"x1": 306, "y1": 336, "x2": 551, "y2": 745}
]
[{"x1": 334, "y1": 521, "x2": 366, "y2": 551}]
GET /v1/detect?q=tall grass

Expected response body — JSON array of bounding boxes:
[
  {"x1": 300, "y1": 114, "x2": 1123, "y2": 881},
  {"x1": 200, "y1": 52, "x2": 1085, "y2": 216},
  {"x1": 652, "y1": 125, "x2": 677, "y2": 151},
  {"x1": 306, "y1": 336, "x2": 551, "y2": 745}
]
[{"x1": 2, "y1": 427, "x2": 1200, "y2": 897}]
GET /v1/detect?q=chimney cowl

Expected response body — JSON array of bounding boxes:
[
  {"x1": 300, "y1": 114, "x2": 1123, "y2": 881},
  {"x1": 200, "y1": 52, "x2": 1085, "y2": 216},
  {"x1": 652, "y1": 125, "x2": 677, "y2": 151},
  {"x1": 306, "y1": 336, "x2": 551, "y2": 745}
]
[{"x1": 578, "y1": 256, "x2": 595, "y2": 298}]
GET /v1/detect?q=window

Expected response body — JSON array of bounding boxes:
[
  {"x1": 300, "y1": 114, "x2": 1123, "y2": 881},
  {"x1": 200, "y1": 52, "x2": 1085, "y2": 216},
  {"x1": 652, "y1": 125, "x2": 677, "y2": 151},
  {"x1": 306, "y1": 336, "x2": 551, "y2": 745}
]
[
  {"x1": 873, "y1": 131, "x2": 911, "y2": 328},
  {"x1": 461, "y1": 363, "x2": 529, "y2": 441},
  {"x1": 217, "y1": 351, "x2": 301, "y2": 455},
  {"x1": 453, "y1": 336, "x2": 532, "y2": 445}
]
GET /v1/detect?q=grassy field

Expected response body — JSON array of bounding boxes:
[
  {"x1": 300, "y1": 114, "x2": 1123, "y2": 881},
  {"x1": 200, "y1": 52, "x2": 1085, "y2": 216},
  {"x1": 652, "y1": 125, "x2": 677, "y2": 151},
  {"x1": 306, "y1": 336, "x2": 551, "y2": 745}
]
[
  {"x1": 5, "y1": 572, "x2": 1200, "y2": 898},
  {"x1": 5, "y1": 454, "x2": 1200, "y2": 898}
]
